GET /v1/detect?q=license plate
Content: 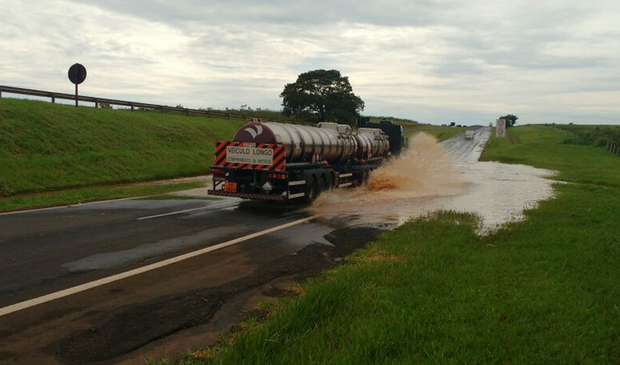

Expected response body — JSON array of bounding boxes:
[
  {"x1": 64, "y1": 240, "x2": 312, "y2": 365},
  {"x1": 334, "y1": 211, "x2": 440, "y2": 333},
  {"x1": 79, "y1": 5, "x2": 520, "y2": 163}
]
[{"x1": 224, "y1": 182, "x2": 237, "y2": 193}]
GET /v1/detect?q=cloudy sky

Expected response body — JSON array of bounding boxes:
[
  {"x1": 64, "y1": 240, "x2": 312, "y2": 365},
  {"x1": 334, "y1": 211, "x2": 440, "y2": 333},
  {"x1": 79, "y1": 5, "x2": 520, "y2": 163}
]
[{"x1": 1, "y1": 0, "x2": 619, "y2": 125}]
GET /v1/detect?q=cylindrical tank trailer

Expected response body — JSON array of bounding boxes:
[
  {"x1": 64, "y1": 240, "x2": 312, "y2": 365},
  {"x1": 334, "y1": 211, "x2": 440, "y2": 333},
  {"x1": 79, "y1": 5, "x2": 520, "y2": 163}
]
[
  {"x1": 233, "y1": 119, "x2": 389, "y2": 164},
  {"x1": 210, "y1": 118, "x2": 404, "y2": 202}
]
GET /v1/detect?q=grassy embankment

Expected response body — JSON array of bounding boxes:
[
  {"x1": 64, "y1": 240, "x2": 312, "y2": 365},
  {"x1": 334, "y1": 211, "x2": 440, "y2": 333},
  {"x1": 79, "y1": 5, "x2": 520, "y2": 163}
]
[
  {"x1": 173, "y1": 125, "x2": 620, "y2": 364},
  {"x1": 408, "y1": 126, "x2": 465, "y2": 141},
  {"x1": 0, "y1": 98, "x2": 424, "y2": 212},
  {"x1": 551, "y1": 124, "x2": 620, "y2": 147},
  {"x1": 0, "y1": 98, "x2": 245, "y2": 212}
]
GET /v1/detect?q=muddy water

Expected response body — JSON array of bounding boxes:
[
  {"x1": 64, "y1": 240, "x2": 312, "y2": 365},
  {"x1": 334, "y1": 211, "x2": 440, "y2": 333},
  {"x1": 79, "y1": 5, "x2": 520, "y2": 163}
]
[{"x1": 311, "y1": 133, "x2": 558, "y2": 235}]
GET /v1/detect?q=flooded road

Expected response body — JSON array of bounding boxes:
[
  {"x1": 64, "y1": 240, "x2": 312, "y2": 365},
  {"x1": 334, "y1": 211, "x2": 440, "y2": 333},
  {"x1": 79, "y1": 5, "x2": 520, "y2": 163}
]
[{"x1": 312, "y1": 127, "x2": 558, "y2": 234}]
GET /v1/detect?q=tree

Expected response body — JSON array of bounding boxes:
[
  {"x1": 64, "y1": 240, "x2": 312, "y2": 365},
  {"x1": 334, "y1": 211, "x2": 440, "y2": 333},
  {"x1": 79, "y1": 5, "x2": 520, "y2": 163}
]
[
  {"x1": 280, "y1": 69, "x2": 364, "y2": 125},
  {"x1": 500, "y1": 114, "x2": 519, "y2": 127}
]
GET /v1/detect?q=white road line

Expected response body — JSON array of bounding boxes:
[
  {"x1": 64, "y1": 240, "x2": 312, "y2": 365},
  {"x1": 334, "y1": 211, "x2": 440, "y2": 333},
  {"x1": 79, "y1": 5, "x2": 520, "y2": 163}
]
[
  {"x1": 0, "y1": 196, "x2": 154, "y2": 217},
  {"x1": 0, "y1": 215, "x2": 320, "y2": 317},
  {"x1": 137, "y1": 201, "x2": 239, "y2": 220},
  {"x1": 138, "y1": 206, "x2": 213, "y2": 220}
]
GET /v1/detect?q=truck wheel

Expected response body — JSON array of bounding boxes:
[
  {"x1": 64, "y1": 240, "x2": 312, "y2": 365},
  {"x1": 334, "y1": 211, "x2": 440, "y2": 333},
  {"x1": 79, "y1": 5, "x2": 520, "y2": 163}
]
[
  {"x1": 304, "y1": 178, "x2": 318, "y2": 202},
  {"x1": 362, "y1": 171, "x2": 370, "y2": 186},
  {"x1": 319, "y1": 176, "x2": 328, "y2": 192},
  {"x1": 357, "y1": 170, "x2": 369, "y2": 187}
]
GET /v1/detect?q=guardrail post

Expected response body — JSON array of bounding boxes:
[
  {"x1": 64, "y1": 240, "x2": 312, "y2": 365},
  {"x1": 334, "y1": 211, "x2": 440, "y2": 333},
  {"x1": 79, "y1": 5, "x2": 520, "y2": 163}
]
[
  {"x1": 185, "y1": 108, "x2": 189, "y2": 116},
  {"x1": 160, "y1": 106, "x2": 164, "y2": 114},
  {"x1": 227, "y1": 113, "x2": 230, "y2": 120},
  {"x1": 130, "y1": 103, "x2": 134, "y2": 112},
  {"x1": 51, "y1": 93, "x2": 55, "y2": 103}
]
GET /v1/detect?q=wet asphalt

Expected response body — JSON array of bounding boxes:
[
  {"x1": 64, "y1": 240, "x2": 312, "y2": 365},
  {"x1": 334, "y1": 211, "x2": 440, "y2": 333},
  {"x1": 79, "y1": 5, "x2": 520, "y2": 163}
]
[
  {"x1": 0, "y1": 192, "x2": 375, "y2": 364},
  {"x1": 0, "y1": 197, "x2": 313, "y2": 307}
]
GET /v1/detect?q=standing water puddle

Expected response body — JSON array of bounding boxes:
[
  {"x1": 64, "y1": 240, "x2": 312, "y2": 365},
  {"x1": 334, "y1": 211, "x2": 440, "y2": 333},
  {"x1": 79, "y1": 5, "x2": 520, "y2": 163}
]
[{"x1": 310, "y1": 132, "x2": 558, "y2": 235}]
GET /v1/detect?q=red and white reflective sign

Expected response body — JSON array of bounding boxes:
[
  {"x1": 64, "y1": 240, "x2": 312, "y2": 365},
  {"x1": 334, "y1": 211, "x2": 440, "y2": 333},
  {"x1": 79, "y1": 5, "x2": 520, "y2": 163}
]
[{"x1": 496, "y1": 118, "x2": 506, "y2": 138}]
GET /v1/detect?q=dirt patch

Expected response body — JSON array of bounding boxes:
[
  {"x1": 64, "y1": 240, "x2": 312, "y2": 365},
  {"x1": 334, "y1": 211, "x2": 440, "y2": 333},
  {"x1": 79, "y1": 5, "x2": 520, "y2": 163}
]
[{"x1": 51, "y1": 227, "x2": 382, "y2": 364}]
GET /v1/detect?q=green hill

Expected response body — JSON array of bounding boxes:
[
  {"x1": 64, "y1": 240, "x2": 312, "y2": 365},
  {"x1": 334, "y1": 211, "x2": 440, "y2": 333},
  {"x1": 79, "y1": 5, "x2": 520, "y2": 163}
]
[{"x1": 0, "y1": 98, "x2": 245, "y2": 197}]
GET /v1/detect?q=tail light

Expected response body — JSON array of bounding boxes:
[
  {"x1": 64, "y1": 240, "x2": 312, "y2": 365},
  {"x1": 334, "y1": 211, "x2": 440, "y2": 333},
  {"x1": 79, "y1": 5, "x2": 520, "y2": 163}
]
[{"x1": 268, "y1": 173, "x2": 288, "y2": 180}]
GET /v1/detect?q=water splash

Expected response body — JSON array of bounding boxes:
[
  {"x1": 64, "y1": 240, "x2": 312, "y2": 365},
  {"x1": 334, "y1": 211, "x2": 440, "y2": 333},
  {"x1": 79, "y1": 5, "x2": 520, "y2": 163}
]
[
  {"x1": 366, "y1": 133, "x2": 469, "y2": 197},
  {"x1": 310, "y1": 132, "x2": 557, "y2": 235}
]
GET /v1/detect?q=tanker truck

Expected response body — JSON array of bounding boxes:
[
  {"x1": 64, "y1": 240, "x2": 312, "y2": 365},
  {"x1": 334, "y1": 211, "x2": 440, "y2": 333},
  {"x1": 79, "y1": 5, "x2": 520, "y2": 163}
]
[{"x1": 208, "y1": 118, "x2": 405, "y2": 202}]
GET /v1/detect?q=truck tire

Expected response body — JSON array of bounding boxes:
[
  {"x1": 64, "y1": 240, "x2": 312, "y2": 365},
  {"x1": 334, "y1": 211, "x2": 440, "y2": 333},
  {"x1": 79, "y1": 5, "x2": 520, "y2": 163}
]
[
  {"x1": 356, "y1": 170, "x2": 369, "y2": 187},
  {"x1": 319, "y1": 175, "x2": 329, "y2": 193},
  {"x1": 304, "y1": 177, "x2": 318, "y2": 203},
  {"x1": 362, "y1": 170, "x2": 370, "y2": 186}
]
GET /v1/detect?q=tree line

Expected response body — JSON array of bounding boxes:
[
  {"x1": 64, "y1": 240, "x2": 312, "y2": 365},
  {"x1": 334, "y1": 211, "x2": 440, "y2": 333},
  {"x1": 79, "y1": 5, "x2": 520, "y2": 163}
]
[{"x1": 279, "y1": 68, "x2": 520, "y2": 128}]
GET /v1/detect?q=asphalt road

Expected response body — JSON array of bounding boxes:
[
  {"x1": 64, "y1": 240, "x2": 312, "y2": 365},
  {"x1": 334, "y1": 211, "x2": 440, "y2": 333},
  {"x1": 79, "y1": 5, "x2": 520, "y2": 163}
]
[
  {"x1": 0, "y1": 196, "x2": 305, "y2": 307},
  {"x1": 442, "y1": 126, "x2": 492, "y2": 162},
  {"x1": 0, "y1": 129, "x2": 489, "y2": 365},
  {"x1": 0, "y1": 192, "x2": 383, "y2": 364}
]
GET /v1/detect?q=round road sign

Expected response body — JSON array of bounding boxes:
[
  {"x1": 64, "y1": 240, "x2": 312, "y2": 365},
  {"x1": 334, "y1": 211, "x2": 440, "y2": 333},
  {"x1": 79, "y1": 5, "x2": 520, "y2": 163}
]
[{"x1": 68, "y1": 63, "x2": 87, "y2": 85}]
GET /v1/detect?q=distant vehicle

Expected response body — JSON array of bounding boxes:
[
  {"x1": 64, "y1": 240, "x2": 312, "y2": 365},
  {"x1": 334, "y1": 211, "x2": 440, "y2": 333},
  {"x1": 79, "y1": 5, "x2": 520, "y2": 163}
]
[{"x1": 465, "y1": 130, "x2": 475, "y2": 139}]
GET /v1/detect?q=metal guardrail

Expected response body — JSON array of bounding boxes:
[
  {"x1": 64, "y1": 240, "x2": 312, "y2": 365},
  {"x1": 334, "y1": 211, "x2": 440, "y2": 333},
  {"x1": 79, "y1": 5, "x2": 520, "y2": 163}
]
[{"x1": 0, "y1": 85, "x2": 248, "y2": 120}]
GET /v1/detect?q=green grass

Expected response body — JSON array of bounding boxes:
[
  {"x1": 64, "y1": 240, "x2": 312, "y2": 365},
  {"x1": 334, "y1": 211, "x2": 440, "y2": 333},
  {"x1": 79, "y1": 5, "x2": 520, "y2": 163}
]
[
  {"x1": 482, "y1": 126, "x2": 620, "y2": 187},
  {"x1": 0, "y1": 181, "x2": 206, "y2": 213},
  {"x1": 0, "y1": 98, "x2": 245, "y2": 197},
  {"x1": 0, "y1": 99, "x2": 417, "y2": 212},
  {"x1": 548, "y1": 124, "x2": 620, "y2": 147},
  {"x1": 407, "y1": 127, "x2": 465, "y2": 141},
  {"x1": 173, "y1": 125, "x2": 620, "y2": 364}
]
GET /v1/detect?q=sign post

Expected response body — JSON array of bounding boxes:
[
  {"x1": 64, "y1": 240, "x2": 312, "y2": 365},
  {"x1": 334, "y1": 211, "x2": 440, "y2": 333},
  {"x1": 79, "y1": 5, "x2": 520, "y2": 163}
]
[
  {"x1": 496, "y1": 118, "x2": 506, "y2": 138},
  {"x1": 68, "y1": 63, "x2": 87, "y2": 107}
]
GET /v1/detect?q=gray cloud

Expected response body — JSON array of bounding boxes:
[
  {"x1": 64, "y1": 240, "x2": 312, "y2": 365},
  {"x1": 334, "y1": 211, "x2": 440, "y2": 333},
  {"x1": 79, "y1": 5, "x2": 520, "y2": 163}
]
[
  {"x1": 62, "y1": 0, "x2": 453, "y2": 27},
  {"x1": 1, "y1": 0, "x2": 619, "y2": 124}
]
